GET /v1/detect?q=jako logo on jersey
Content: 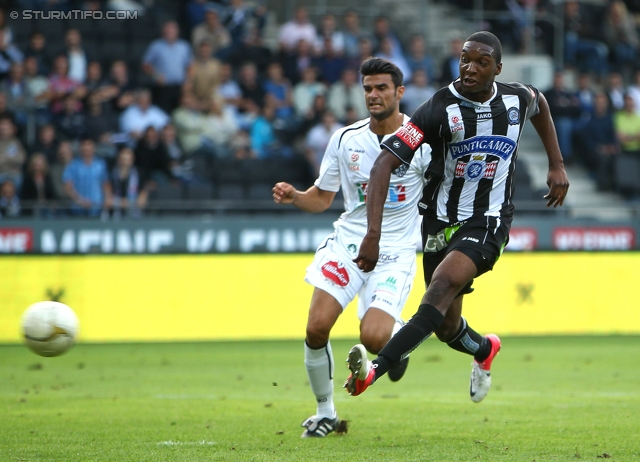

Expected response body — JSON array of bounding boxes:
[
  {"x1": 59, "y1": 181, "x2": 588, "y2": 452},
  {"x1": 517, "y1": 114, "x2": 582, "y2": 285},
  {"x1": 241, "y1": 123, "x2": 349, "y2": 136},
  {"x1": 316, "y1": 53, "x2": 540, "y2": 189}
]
[
  {"x1": 449, "y1": 135, "x2": 517, "y2": 160},
  {"x1": 477, "y1": 112, "x2": 492, "y2": 120},
  {"x1": 322, "y1": 261, "x2": 349, "y2": 286},
  {"x1": 395, "y1": 122, "x2": 424, "y2": 149}
]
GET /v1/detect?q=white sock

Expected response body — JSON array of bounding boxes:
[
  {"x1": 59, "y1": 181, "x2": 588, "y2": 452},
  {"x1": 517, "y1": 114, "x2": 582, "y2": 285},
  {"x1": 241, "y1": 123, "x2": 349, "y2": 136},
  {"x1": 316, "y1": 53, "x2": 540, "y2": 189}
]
[
  {"x1": 304, "y1": 340, "x2": 336, "y2": 419},
  {"x1": 392, "y1": 318, "x2": 405, "y2": 336}
]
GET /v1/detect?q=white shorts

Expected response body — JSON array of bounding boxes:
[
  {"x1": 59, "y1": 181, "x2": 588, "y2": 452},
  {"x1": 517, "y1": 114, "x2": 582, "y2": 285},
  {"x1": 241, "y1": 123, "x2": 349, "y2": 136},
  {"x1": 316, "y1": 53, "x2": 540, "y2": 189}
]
[{"x1": 305, "y1": 232, "x2": 417, "y2": 322}]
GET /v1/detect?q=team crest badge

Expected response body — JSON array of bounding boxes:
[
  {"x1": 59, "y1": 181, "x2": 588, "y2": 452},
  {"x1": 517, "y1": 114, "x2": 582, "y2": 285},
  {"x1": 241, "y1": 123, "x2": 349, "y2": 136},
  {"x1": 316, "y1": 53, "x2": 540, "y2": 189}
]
[{"x1": 507, "y1": 107, "x2": 520, "y2": 125}]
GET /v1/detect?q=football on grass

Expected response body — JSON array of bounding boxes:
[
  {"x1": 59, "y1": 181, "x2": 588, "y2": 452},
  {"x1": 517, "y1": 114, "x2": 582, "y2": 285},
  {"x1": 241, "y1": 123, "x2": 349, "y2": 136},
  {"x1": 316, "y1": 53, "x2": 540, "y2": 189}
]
[{"x1": 21, "y1": 301, "x2": 80, "y2": 357}]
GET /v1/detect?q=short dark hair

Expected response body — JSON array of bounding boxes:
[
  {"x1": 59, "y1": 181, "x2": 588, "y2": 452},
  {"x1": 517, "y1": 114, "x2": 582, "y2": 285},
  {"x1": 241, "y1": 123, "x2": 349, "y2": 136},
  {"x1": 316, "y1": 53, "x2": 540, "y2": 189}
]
[
  {"x1": 466, "y1": 31, "x2": 502, "y2": 64},
  {"x1": 360, "y1": 57, "x2": 404, "y2": 88}
]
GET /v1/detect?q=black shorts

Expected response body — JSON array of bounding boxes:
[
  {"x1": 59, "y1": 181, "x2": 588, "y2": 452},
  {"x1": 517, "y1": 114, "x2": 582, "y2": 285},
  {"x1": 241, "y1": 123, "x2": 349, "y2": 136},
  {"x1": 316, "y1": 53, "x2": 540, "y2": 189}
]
[{"x1": 421, "y1": 215, "x2": 511, "y2": 296}]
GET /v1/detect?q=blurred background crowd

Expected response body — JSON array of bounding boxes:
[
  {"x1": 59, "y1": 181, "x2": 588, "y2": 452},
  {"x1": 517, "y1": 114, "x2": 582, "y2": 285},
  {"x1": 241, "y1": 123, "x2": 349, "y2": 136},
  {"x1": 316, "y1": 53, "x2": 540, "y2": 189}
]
[{"x1": 0, "y1": 0, "x2": 639, "y2": 219}]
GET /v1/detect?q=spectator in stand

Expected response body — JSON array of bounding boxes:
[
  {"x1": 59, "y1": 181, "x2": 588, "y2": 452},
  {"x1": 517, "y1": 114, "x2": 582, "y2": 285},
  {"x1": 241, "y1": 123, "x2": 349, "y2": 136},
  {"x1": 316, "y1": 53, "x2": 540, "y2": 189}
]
[
  {"x1": 345, "y1": 36, "x2": 374, "y2": 74},
  {"x1": 263, "y1": 61, "x2": 295, "y2": 123},
  {"x1": 603, "y1": 1, "x2": 639, "y2": 77},
  {"x1": 0, "y1": 179, "x2": 20, "y2": 218},
  {"x1": 440, "y1": 33, "x2": 463, "y2": 86},
  {"x1": 217, "y1": 62, "x2": 242, "y2": 115},
  {"x1": 63, "y1": 137, "x2": 111, "y2": 217},
  {"x1": 134, "y1": 126, "x2": 173, "y2": 189},
  {"x1": 54, "y1": 94, "x2": 86, "y2": 141},
  {"x1": 327, "y1": 67, "x2": 368, "y2": 123},
  {"x1": 278, "y1": 6, "x2": 318, "y2": 55},
  {"x1": 578, "y1": 91, "x2": 619, "y2": 190},
  {"x1": 186, "y1": 0, "x2": 211, "y2": 30},
  {"x1": 1, "y1": 62, "x2": 33, "y2": 129},
  {"x1": 614, "y1": 93, "x2": 640, "y2": 156},
  {"x1": 31, "y1": 123, "x2": 58, "y2": 164},
  {"x1": 63, "y1": 29, "x2": 88, "y2": 83},
  {"x1": 160, "y1": 123, "x2": 184, "y2": 168},
  {"x1": 119, "y1": 88, "x2": 170, "y2": 143},
  {"x1": 563, "y1": 0, "x2": 609, "y2": 79},
  {"x1": 405, "y1": 34, "x2": 437, "y2": 85},
  {"x1": 574, "y1": 73, "x2": 596, "y2": 131},
  {"x1": 172, "y1": 91, "x2": 205, "y2": 157},
  {"x1": 0, "y1": 116, "x2": 26, "y2": 188},
  {"x1": 300, "y1": 93, "x2": 329, "y2": 135},
  {"x1": 281, "y1": 38, "x2": 318, "y2": 86},
  {"x1": 84, "y1": 61, "x2": 109, "y2": 97},
  {"x1": 110, "y1": 146, "x2": 147, "y2": 217},
  {"x1": 24, "y1": 56, "x2": 50, "y2": 117},
  {"x1": 316, "y1": 37, "x2": 346, "y2": 85},
  {"x1": 50, "y1": 140, "x2": 73, "y2": 202},
  {"x1": 23, "y1": 31, "x2": 50, "y2": 77},
  {"x1": 605, "y1": 71, "x2": 627, "y2": 112},
  {"x1": 292, "y1": 66, "x2": 327, "y2": 119},
  {"x1": 237, "y1": 61, "x2": 266, "y2": 127},
  {"x1": 222, "y1": 0, "x2": 267, "y2": 59},
  {"x1": 628, "y1": 70, "x2": 640, "y2": 115},
  {"x1": 226, "y1": 24, "x2": 274, "y2": 73},
  {"x1": 316, "y1": 13, "x2": 345, "y2": 56},
  {"x1": 85, "y1": 91, "x2": 118, "y2": 145},
  {"x1": 402, "y1": 68, "x2": 437, "y2": 117},
  {"x1": 142, "y1": 20, "x2": 193, "y2": 114},
  {"x1": 46, "y1": 54, "x2": 87, "y2": 116},
  {"x1": 372, "y1": 15, "x2": 403, "y2": 58},
  {"x1": 544, "y1": 71, "x2": 582, "y2": 164},
  {"x1": 191, "y1": 5, "x2": 231, "y2": 57},
  {"x1": 202, "y1": 94, "x2": 240, "y2": 158},
  {"x1": 342, "y1": 9, "x2": 369, "y2": 60},
  {"x1": 0, "y1": 93, "x2": 15, "y2": 124},
  {"x1": 375, "y1": 36, "x2": 411, "y2": 83},
  {"x1": 105, "y1": 60, "x2": 136, "y2": 114},
  {"x1": 305, "y1": 110, "x2": 342, "y2": 175},
  {"x1": 187, "y1": 40, "x2": 223, "y2": 104},
  {"x1": 0, "y1": 32, "x2": 23, "y2": 82},
  {"x1": 19, "y1": 153, "x2": 56, "y2": 216},
  {"x1": 250, "y1": 98, "x2": 280, "y2": 159}
]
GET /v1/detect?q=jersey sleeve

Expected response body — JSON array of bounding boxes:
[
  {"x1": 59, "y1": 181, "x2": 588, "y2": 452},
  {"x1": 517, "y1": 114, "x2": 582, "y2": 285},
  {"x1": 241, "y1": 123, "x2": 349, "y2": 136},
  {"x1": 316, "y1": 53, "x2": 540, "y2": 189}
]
[
  {"x1": 314, "y1": 129, "x2": 342, "y2": 192},
  {"x1": 381, "y1": 98, "x2": 434, "y2": 165},
  {"x1": 512, "y1": 82, "x2": 541, "y2": 120}
]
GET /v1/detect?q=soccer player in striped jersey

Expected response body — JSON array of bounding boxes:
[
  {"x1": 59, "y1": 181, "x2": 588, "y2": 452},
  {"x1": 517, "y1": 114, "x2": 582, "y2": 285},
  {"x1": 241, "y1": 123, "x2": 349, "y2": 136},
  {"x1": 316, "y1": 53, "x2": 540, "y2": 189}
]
[
  {"x1": 345, "y1": 31, "x2": 569, "y2": 402},
  {"x1": 272, "y1": 57, "x2": 431, "y2": 437}
]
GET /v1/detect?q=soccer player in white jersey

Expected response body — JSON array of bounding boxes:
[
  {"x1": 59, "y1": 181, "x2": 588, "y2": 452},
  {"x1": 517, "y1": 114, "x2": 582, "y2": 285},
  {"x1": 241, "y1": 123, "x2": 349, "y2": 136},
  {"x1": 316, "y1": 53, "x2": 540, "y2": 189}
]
[
  {"x1": 345, "y1": 31, "x2": 570, "y2": 402},
  {"x1": 272, "y1": 57, "x2": 431, "y2": 438}
]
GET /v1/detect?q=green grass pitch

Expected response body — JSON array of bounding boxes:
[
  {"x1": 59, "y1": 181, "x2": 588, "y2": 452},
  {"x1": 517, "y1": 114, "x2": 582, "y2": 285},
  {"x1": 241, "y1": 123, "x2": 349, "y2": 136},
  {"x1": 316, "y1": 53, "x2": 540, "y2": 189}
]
[{"x1": 1, "y1": 336, "x2": 639, "y2": 461}]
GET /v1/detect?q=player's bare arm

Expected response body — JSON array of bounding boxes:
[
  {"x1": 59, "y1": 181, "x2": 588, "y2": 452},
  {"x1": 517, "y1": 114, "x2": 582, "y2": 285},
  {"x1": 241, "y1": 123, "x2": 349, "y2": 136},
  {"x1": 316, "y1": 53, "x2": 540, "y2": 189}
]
[
  {"x1": 272, "y1": 182, "x2": 336, "y2": 213},
  {"x1": 530, "y1": 93, "x2": 570, "y2": 208},
  {"x1": 353, "y1": 149, "x2": 404, "y2": 273}
]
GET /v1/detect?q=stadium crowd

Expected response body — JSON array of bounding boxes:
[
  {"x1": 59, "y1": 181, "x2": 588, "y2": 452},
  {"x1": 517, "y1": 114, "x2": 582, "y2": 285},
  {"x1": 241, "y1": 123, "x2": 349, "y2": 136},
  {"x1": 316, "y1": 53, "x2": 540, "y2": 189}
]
[{"x1": 0, "y1": 0, "x2": 639, "y2": 219}]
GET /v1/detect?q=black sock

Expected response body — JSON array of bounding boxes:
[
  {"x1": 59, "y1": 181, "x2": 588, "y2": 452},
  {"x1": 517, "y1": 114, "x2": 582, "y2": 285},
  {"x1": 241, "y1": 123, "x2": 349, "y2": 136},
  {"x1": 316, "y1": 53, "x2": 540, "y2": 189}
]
[
  {"x1": 373, "y1": 304, "x2": 444, "y2": 380},
  {"x1": 446, "y1": 317, "x2": 490, "y2": 361}
]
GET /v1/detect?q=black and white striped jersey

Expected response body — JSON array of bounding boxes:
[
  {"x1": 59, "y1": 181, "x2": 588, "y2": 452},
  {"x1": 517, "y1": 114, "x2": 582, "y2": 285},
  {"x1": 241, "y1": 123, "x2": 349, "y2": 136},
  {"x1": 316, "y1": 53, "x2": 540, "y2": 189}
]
[{"x1": 382, "y1": 80, "x2": 540, "y2": 226}]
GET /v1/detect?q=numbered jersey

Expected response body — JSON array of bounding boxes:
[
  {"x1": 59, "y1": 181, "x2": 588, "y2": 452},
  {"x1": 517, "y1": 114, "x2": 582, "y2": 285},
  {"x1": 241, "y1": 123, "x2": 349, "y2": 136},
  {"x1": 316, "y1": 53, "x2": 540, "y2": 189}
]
[{"x1": 315, "y1": 115, "x2": 432, "y2": 248}]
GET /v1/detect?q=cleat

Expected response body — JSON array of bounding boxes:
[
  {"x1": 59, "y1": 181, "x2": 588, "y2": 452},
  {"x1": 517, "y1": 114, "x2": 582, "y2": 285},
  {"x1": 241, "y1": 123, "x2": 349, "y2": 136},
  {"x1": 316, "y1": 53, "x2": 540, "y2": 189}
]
[
  {"x1": 387, "y1": 355, "x2": 410, "y2": 382},
  {"x1": 343, "y1": 344, "x2": 375, "y2": 396},
  {"x1": 470, "y1": 334, "x2": 501, "y2": 403},
  {"x1": 300, "y1": 414, "x2": 339, "y2": 438}
]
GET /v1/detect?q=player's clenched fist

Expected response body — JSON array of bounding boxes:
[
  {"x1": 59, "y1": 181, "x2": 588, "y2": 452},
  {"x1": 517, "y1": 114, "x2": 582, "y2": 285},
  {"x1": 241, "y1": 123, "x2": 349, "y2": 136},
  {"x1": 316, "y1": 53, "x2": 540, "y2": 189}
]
[{"x1": 272, "y1": 182, "x2": 298, "y2": 204}]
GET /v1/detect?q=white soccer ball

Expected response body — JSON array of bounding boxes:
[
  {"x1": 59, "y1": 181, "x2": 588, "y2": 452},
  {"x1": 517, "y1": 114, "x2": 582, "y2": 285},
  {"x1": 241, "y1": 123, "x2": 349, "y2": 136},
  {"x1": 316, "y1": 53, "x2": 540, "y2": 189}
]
[{"x1": 21, "y1": 301, "x2": 80, "y2": 357}]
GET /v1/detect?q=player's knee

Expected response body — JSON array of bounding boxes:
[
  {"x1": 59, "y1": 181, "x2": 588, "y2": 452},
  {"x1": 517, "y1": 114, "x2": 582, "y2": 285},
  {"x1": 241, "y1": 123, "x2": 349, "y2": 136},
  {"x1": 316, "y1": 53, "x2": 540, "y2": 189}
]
[
  {"x1": 428, "y1": 277, "x2": 466, "y2": 305},
  {"x1": 359, "y1": 329, "x2": 389, "y2": 355},
  {"x1": 305, "y1": 324, "x2": 331, "y2": 349}
]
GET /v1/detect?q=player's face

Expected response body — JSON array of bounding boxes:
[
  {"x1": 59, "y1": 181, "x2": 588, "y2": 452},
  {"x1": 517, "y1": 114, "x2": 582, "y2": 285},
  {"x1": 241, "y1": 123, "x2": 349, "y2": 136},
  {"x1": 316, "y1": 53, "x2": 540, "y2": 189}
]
[
  {"x1": 458, "y1": 41, "x2": 502, "y2": 102},
  {"x1": 362, "y1": 74, "x2": 404, "y2": 121}
]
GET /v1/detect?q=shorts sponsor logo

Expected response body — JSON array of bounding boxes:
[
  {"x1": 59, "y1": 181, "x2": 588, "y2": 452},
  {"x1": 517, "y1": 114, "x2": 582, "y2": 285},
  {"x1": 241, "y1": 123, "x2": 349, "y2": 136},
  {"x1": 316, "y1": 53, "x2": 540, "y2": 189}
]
[
  {"x1": 395, "y1": 122, "x2": 424, "y2": 149},
  {"x1": 424, "y1": 232, "x2": 448, "y2": 252},
  {"x1": 450, "y1": 135, "x2": 516, "y2": 160},
  {"x1": 376, "y1": 276, "x2": 398, "y2": 292},
  {"x1": 321, "y1": 260, "x2": 350, "y2": 286},
  {"x1": 378, "y1": 253, "x2": 399, "y2": 263}
]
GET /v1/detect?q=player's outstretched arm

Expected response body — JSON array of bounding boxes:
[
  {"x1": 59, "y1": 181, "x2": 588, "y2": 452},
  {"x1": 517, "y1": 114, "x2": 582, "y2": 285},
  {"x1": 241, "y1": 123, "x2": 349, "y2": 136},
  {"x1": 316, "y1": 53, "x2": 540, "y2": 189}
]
[
  {"x1": 354, "y1": 149, "x2": 403, "y2": 273},
  {"x1": 530, "y1": 93, "x2": 570, "y2": 208},
  {"x1": 272, "y1": 182, "x2": 336, "y2": 213}
]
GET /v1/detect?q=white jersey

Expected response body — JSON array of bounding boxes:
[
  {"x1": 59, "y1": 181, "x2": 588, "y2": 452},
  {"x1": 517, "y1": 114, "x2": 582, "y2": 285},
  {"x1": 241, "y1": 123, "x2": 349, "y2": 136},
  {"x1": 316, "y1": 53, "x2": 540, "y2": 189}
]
[{"x1": 315, "y1": 115, "x2": 432, "y2": 249}]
